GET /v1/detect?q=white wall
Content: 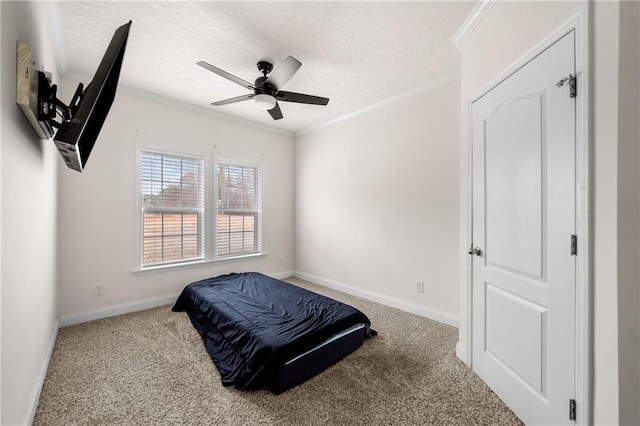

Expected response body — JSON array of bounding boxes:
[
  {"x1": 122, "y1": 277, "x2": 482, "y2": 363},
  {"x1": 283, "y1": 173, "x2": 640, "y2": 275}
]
[
  {"x1": 592, "y1": 3, "x2": 621, "y2": 423},
  {"x1": 1, "y1": 2, "x2": 59, "y2": 424},
  {"x1": 55, "y1": 86, "x2": 295, "y2": 318},
  {"x1": 617, "y1": 2, "x2": 640, "y2": 424},
  {"x1": 457, "y1": 1, "x2": 635, "y2": 424},
  {"x1": 295, "y1": 79, "x2": 460, "y2": 323}
]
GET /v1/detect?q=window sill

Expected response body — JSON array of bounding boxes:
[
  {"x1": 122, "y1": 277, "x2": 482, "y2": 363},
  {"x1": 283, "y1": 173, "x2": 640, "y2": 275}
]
[{"x1": 131, "y1": 252, "x2": 267, "y2": 275}]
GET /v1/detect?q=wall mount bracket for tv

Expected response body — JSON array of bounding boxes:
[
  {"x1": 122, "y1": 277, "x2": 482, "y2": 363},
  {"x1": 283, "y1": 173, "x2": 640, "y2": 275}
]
[
  {"x1": 16, "y1": 20, "x2": 131, "y2": 172},
  {"x1": 16, "y1": 42, "x2": 82, "y2": 141},
  {"x1": 36, "y1": 71, "x2": 84, "y2": 137},
  {"x1": 16, "y1": 41, "x2": 49, "y2": 140}
]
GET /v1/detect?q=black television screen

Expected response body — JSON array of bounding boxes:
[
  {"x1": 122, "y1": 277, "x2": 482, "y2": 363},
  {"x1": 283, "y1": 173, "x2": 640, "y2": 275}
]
[{"x1": 53, "y1": 21, "x2": 131, "y2": 172}]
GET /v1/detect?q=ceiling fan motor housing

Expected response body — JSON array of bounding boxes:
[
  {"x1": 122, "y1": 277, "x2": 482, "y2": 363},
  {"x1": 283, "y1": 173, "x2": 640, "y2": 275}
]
[{"x1": 254, "y1": 76, "x2": 277, "y2": 97}]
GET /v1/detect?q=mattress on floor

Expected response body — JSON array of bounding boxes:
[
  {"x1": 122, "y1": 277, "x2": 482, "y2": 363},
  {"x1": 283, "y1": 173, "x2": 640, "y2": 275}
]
[{"x1": 172, "y1": 272, "x2": 375, "y2": 393}]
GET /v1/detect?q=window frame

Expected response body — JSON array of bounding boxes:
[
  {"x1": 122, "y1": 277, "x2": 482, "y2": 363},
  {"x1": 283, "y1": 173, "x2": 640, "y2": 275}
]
[
  {"x1": 133, "y1": 144, "x2": 266, "y2": 273},
  {"x1": 214, "y1": 159, "x2": 264, "y2": 260},
  {"x1": 136, "y1": 146, "x2": 207, "y2": 268}
]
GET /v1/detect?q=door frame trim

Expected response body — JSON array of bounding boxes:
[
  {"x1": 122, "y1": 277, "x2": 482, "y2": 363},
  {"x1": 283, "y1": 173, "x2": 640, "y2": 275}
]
[{"x1": 464, "y1": 8, "x2": 591, "y2": 425}]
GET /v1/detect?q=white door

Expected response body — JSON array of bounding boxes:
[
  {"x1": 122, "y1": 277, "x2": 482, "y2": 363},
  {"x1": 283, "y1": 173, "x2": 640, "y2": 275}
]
[{"x1": 471, "y1": 31, "x2": 576, "y2": 424}]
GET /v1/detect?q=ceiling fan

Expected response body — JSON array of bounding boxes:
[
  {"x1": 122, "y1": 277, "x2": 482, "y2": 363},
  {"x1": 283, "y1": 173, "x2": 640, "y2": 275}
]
[{"x1": 196, "y1": 56, "x2": 329, "y2": 120}]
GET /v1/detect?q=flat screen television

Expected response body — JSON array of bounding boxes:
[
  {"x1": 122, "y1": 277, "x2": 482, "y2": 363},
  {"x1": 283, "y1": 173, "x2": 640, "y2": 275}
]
[{"x1": 44, "y1": 21, "x2": 132, "y2": 172}]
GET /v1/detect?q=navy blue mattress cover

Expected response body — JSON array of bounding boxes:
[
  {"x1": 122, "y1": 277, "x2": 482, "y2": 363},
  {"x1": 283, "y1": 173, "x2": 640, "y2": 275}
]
[{"x1": 172, "y1": 272, "x2": 372, "y2": 391}]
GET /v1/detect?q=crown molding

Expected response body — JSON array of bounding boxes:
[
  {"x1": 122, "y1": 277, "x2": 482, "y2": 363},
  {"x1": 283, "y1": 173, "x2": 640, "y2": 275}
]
[
  {"x1": 64, "y1": 72, "x2": 294, "y2": 137},
  {"x1": 295, "y1": 72, "x2": 460, "y2": 137},
  {"x1": 63, "y1": 69, "x2": 460, "y2": 140},
  {"x1": 451, "y1": 0, "x2": 496, "y2": 51}
]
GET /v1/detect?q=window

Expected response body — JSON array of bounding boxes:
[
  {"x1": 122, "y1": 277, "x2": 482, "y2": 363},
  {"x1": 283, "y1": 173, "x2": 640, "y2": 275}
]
[
  {"x1": 216, "y1": 161, "x2": 263, "y2": 258},
  {"x1": 137, "y1": 147, "x2": 265, "y2": 270},
  {"x1": 140, "y1": 150, "x2": 205, "y2": 267}
]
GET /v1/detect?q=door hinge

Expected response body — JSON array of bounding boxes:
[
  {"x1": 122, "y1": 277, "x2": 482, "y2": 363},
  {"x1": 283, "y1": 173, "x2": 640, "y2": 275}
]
[
  {"x1": 569, "y1": 399, "x2": 576, "y2": 421},
  {"x1": 571, "y1": 234, "x2": 578, "y2": 256},
  {"x1": 556, "y1": 74, "x2": 577, "y2": 98}
]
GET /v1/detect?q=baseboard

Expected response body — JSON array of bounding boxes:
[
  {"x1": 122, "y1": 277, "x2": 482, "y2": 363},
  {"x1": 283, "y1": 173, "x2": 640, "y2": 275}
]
[
  {"x1": 58, "y1": 271, "x2": 293, "y2": 328},
  {"x1": 294, "y1": 271, "x2": 459, "y2": 327},
  {"x1": 271, "y1": 270, "x2": 294, "y2": 280},
  {"x1": 456, "y1": 342, "x2": 470, "y2": 366},
  {"x1": 25, "y1": 319, "x2": 59, "y2": 425},
  {"x1": 59, "y1": 293, "x2": 181, "y2": 328}
]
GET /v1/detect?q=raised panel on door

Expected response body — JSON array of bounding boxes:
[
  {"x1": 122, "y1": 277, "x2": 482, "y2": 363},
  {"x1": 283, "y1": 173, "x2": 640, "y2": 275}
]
[
  {"x1": 485, "y1": 283, "x2": 548, "y2": 396},
  {"x1": 485, "y1": 91, "x2": 546, "y2": 280}
]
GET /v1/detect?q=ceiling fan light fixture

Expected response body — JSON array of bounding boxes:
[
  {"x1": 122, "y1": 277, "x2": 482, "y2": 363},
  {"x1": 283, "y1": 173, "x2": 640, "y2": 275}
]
[{"x1": 253, "y1": 93, "x2": 276, "y2": 110}]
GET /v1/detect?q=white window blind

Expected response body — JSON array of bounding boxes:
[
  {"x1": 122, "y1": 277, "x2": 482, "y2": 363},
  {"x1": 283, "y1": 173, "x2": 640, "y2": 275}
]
[
  {"x1": 140, "y1": 150, "x2": 205, "y2": 266},
  {"x1": 216, "y1": 161, "x2": 263, "y2": 257}
]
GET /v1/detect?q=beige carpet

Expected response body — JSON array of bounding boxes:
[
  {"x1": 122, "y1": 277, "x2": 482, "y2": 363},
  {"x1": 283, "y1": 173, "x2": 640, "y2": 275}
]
[{"x1": 34, "y1": 277, "x2": 522, "y2": 425}]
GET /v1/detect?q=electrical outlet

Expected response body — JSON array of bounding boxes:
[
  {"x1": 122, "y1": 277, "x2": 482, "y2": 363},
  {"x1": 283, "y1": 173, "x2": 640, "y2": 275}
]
[
  {"x1": 94, "y1": 284, "x2": 104, "y2": 296},
  {"x1": 279, "y1": 256, "x2": 284, "y2": 265},
  {"x1": 416, "y1": 282, "x2": 424, "y2": 294}
]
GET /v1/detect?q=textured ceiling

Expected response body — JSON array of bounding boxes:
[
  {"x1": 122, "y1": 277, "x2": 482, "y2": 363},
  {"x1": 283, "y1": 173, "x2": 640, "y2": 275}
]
[{"x1": 53, "y1": 1, "x2": 475, "y2": 134}]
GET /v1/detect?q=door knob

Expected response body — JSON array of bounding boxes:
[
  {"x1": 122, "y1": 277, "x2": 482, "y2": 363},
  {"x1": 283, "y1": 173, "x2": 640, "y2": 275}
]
[{"x1": 467, "y1": 246, "x2": 482, "y2": 256}]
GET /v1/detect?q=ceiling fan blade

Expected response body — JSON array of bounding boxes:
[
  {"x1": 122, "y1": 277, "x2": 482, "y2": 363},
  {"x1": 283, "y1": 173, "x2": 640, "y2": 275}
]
[
  {"x1": 277, "y1": 91, "x2": 329, "y2": 105},
  {"x1": 211, "y1": 94, "x2": 254, "y2": 106},
  {"x1": 268, "y1": 102, "x2": 283, "y2": 120},
  {"x1": 197, "y1": 61, "x2": 254, "y2": 90},
  {"x1": 264, "y1": 56, "x2": 301, "y2": 89}
]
